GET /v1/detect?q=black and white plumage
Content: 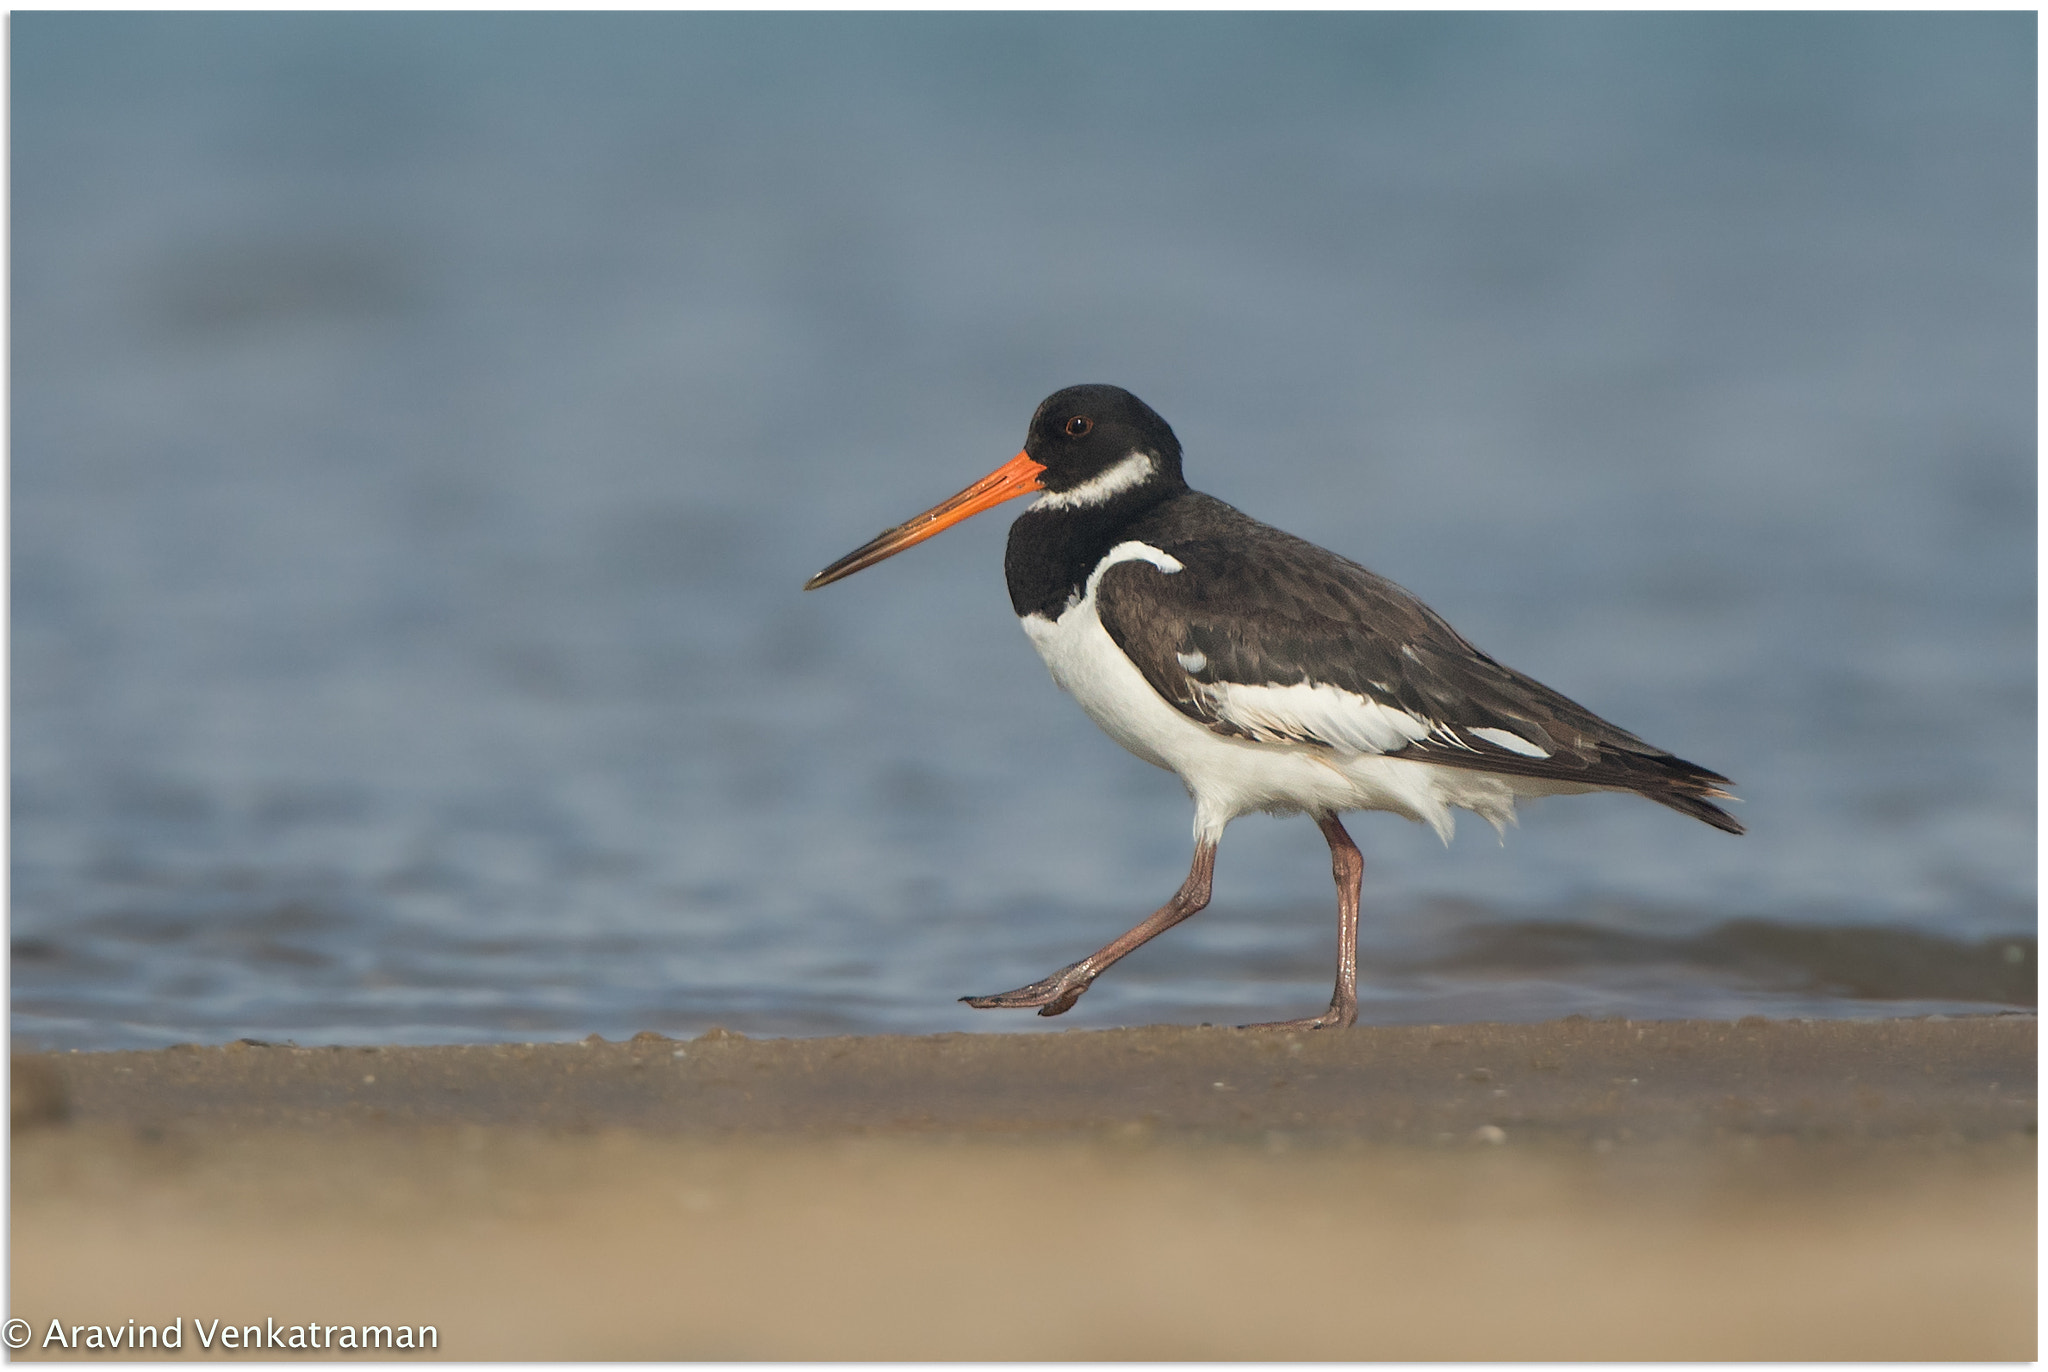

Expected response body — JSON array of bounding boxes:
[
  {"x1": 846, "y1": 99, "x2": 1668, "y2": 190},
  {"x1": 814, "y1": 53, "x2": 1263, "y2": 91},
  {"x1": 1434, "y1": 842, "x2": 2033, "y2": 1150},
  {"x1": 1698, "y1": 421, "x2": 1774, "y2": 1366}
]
[{"x1": 807, "y1": 384, "x2": 1741, "y2": 1029}]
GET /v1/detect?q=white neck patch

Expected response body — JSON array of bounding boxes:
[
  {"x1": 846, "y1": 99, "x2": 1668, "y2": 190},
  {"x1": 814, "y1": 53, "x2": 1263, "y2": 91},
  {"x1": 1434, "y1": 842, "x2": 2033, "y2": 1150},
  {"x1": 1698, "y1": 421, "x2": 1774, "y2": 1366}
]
[{"x1": 1031, "y1": 451, "x2": 1155, "y2": 512}]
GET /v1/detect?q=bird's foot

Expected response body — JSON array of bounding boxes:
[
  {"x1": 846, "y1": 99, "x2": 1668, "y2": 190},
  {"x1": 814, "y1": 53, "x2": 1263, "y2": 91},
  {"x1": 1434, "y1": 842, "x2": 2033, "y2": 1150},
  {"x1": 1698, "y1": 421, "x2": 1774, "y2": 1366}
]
[
  {"x1": 1239, "y1": 1003, "x2": 1356, "y2": 1031},
  {"x1": 960, "y1": 962, "x2": 1094, "y2": 1017}
]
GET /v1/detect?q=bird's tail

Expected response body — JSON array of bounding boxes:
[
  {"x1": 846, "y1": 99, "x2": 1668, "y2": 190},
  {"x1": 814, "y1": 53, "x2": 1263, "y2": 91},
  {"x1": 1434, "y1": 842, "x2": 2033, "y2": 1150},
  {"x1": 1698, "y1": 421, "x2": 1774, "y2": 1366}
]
[
  {"x1": 1642, "y1": 759, "x2": 1745, "y2": 835},
  {"x1": 1648, "y1": 787, "x2": 1745, "y2": 835}
]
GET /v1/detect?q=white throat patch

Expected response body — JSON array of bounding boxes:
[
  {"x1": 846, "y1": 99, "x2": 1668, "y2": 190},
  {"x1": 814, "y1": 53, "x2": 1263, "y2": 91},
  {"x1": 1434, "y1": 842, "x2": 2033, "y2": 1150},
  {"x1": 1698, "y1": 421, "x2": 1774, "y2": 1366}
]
[{"x1": 1031, "y1": 451, "x2": 1155, "y2": 512}]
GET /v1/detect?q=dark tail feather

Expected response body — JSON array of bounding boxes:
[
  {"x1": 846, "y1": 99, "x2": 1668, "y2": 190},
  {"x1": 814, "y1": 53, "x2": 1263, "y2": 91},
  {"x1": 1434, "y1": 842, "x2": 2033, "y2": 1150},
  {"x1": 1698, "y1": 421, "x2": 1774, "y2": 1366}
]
[
  {"x1": 1638, "y1": 757, "x2": 1753, "y2": 831},
  {"x1": 1400, "y1": 733, "x2": 1746, "y2": 834},
  {"x1": 1646, "y1": 776, "x2": 1746, "y2": 835}
]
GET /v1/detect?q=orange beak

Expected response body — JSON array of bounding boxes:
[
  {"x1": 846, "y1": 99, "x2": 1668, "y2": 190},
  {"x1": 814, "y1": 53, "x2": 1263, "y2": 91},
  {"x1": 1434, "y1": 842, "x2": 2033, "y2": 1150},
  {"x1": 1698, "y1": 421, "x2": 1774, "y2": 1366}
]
[{"x1": 804, "y1": 450, "x2": 1046, "y2": 590}]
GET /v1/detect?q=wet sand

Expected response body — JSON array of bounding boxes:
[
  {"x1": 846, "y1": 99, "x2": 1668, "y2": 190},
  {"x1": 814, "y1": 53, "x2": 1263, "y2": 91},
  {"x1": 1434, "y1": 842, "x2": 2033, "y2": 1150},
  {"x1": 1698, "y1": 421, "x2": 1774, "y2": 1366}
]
[{"x1": 11, "y1": 1016, "x2": 2036, "y2": 1359}]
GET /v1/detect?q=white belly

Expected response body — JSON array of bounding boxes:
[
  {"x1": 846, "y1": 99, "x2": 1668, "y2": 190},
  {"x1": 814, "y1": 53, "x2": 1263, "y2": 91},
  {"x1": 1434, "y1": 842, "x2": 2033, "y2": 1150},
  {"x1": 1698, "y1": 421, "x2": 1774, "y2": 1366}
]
[{"x1": 1020, "y1": 543, "x2": 1593, "y2": 846}]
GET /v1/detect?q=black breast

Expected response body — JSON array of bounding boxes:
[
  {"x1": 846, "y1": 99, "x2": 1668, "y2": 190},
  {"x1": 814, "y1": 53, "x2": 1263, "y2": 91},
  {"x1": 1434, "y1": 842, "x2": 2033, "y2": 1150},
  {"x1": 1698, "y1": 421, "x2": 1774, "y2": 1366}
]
[{"x1": 1005, "y1": 494, "x2": 1170, "y2": 619}]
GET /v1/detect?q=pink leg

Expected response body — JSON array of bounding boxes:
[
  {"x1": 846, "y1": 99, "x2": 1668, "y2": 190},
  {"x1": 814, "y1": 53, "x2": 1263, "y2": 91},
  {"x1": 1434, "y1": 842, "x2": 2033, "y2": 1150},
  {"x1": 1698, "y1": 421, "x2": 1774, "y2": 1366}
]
[
  {"x1": 962, "y1": 840, "x2": 1217, "y2": 1017},
  {"x1": 1242, "y1": 812, "x2": 1361, "y2": 1030}
]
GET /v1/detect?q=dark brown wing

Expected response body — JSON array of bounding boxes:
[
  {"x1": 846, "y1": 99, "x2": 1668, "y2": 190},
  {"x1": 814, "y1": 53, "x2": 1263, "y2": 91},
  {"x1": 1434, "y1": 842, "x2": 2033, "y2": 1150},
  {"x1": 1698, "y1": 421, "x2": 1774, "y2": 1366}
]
[{"x1": 1095, "y1": 500, "x2": 1743, "y2": 834}]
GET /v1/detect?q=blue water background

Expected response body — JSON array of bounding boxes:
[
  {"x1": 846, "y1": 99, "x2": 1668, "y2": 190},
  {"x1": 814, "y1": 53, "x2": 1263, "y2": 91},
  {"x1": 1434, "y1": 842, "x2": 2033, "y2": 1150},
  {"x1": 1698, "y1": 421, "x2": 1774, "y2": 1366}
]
[{"x1": 12, "y1": 14, "x2": 2035, "y2": 1047}]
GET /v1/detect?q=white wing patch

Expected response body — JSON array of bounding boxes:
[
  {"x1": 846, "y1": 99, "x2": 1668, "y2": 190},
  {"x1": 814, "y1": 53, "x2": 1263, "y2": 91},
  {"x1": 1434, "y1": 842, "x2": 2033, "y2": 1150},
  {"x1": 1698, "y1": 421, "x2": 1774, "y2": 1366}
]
[
  {"x1": 1200, "y1": 679, "x2": 1435, "y2": 755},
  {"x1": 1468, "y1": 726, "x2": 1551, "y2": 758},
  {"x1": 1176, "y1": 649, "x2": 1208, "y2": 674},
  {"x1": 1031, "y1": 452, "x2": 1156, "y2": 512}
]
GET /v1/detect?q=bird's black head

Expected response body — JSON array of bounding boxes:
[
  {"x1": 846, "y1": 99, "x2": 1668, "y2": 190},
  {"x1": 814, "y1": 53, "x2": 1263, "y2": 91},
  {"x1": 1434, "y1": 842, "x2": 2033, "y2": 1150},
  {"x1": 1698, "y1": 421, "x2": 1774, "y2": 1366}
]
[
  {"x1": 1023, "y1": 384, "x2": 1185, "y2": 502},
  {"x1": 803, "y1": 383, "x2": 1185, "y2": 592}
]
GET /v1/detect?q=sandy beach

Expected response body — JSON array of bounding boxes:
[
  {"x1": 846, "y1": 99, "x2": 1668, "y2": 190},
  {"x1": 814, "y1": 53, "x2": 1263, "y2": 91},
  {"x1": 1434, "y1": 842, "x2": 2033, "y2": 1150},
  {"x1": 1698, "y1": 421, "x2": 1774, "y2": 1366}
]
[{"x1": 10, "y1": 1015, "x2": 2035, "y2": 1360}]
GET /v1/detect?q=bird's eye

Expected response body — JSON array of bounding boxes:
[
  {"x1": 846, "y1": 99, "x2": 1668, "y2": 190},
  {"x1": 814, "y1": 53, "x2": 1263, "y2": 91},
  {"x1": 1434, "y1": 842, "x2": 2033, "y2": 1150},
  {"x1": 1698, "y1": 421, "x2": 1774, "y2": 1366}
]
[{"x1": 1064, "y1": 416, "x2": 1094, "y2": 438}]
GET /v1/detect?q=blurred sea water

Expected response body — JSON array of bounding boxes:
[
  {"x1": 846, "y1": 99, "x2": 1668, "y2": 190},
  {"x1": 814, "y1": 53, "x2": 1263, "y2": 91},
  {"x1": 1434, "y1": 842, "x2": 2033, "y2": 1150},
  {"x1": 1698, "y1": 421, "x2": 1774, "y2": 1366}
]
[{"x1": 12, "y1": 14, "x2": 2035, "y2": 1047}]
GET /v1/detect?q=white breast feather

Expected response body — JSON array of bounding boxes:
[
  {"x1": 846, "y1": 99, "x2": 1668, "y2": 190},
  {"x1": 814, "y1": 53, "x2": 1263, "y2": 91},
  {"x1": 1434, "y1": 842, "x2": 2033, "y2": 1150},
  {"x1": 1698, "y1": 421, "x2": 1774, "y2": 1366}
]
[{"x1": 1021, "y1": 541, "x2": 1187, "y2": 772}]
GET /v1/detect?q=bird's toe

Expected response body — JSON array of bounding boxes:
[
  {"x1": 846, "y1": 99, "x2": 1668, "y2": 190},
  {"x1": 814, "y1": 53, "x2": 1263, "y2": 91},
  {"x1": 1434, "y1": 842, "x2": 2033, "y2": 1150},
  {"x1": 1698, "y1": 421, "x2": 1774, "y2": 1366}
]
[{"x1": 960, "y1": 964, "x2": 1092, "y2": 1012}]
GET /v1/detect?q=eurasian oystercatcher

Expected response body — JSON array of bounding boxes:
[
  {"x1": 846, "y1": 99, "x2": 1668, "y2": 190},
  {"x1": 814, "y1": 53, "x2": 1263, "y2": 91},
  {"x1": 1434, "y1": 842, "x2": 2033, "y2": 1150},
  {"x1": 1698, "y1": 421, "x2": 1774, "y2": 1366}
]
[{"x1": 806, "y1": 384, "x2": 1742, "y2": 1029}]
